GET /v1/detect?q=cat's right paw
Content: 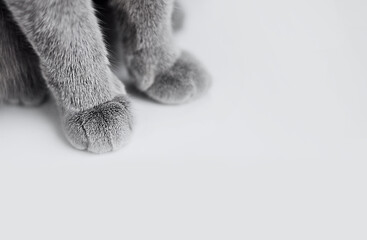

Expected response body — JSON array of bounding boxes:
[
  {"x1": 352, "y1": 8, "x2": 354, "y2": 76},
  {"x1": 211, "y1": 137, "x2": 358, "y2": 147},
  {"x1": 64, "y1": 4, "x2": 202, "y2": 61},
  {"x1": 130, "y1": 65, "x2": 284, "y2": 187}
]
[{"x1": 63, "y1": 95, "x2": 133, "y2": 153}]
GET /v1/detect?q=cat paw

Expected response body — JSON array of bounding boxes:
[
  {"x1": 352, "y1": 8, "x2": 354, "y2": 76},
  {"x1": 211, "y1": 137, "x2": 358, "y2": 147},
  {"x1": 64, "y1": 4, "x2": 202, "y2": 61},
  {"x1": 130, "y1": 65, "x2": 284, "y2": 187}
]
[
  {"x1": 129, "y1": 45, "x2": 177, "y2": 92},
  {"x1": 64, "y1": 95, "x2": 133, "y2": 153},
  {"x1": 145, "y1": 51, "x2": 211, "y2": 104},
  {"x1": 4, "y1": 88, "x2": 48, "y2": 106}
]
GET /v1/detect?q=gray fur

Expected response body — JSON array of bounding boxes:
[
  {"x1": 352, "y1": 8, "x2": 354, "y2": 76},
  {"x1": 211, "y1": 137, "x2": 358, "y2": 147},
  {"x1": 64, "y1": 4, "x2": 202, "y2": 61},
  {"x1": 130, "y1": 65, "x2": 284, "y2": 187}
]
[
  {"x1": 172, "y1": 0, "x2": 185, "y2": 33},
  {"x1": 64, "y1": 95, "x2": 133, "y2": 153},
  {"x1": 109, "y1": 0, "x2": 211, "y2": 102},
  {"x1": 0, "y1": 0, "x2": 47, "y2": 105},
  {"x1": 4, "y1": 0, "x2": 119, "y2": 111},
  {"x1": 0, "y1": 0, "x2": 210, "y2": 153},
  {"x1": 146, "y1": 51, "x2": 211, "y2": 104}
]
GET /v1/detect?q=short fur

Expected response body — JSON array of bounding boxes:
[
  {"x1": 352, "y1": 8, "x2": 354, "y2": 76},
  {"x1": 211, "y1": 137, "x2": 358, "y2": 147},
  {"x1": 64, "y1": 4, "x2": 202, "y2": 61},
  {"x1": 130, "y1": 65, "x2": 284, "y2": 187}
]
[{"x1": 0, "y1": 0, "x2": 211, "y2": 153}]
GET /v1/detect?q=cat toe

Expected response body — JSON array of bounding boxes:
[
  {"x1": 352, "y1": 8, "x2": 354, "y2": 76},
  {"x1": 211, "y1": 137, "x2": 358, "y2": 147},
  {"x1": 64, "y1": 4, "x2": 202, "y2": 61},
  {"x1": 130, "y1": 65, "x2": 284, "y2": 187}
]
[
  {"x1": 146, "y1": 51, "x2": 211, "y2": 104},
  {"x1": 64, "y1": 95, "x2": 133, "y2": 153}
]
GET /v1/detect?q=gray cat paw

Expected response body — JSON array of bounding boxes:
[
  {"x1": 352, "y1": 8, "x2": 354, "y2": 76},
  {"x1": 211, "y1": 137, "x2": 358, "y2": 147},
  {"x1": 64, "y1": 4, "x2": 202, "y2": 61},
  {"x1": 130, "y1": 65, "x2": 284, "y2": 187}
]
[
  {"x1": 129, "y1": 45, "x2": 177, "y2": 92},
  {"x1": 145, "y1": 51, "x2": 211, "y2": 104},
  {"x1": 4, "y1": 88, "x2": 48, "y2": 106},
  {"x1": 64, "y1": 95, "x2": 133, "y2": 153}
]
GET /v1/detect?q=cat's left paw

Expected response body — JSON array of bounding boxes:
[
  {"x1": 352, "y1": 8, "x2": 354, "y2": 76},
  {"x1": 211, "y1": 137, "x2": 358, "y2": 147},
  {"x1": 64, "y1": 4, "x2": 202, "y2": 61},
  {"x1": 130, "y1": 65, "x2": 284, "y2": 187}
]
[
  {"x1": 145, "y1": 51, "x2": 211, "y2": 104},
  {"x1": 63, "y1": 95, "x2": 133, "y2": 153}
]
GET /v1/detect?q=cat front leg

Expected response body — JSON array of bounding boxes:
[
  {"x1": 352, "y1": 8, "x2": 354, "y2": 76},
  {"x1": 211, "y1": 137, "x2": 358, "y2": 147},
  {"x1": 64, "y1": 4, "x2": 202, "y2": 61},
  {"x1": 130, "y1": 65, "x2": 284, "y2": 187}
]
[
  {"x1": 4, "y1": 0, "x2": 133, "y2": 153},
  {"x1": 109, "y1": 0, "x2": 178, "y2": 91},
  {"x1": 110, "y1": 0, "x2": 211, "y2": 104}
]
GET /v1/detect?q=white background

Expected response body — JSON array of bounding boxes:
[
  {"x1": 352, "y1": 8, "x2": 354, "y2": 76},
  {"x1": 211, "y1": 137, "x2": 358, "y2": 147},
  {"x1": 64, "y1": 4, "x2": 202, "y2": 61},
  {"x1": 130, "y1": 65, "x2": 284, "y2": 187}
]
[{"x1": 1, "y1": 0, "x2": 366, "y2": 239}]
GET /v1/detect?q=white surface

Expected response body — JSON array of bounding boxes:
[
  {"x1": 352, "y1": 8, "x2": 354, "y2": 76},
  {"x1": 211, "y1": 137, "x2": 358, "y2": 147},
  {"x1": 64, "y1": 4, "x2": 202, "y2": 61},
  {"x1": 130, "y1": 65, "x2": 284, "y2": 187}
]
[{"x1": 0, "y1": 0, "x2": 366, "y2": 239}]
